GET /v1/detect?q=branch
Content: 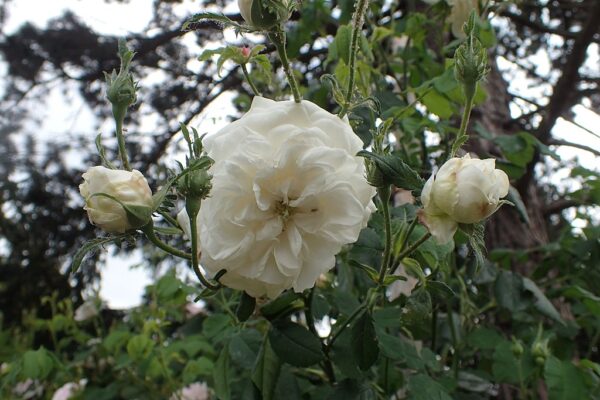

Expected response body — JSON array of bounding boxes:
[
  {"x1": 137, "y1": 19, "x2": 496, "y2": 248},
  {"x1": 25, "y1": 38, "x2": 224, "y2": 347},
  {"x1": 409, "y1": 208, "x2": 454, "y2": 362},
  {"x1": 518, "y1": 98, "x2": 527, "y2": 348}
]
[
  {"x1": 139, "y1": 68, "x2": 242, "y2": 172},
  {"x1": 500, "y1": 10, "x2": 599, "y2": 42},
  {"x1": 535, "y1": 1, "x2": 600, "y2": 143},
  {"x1": 543, "y1": 198, "x2": 585, "y2": 216},
  {"x1": 548, "y1": 138, "x2": 600, "y2": 157}
]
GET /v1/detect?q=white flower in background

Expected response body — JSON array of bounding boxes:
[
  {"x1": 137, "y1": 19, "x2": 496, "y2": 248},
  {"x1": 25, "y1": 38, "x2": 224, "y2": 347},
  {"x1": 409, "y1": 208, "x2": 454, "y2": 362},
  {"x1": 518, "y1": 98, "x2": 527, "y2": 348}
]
[
  {"x1": 170, "y1": 382, "x2": 210, "y2": 400},
  {"x1": 51, "y1": 380, "x2": 87, "y2": 400},
  {"x1": 199, "y1": 97, "x2": 376, "y2": 298},
  {"x1": 74, "y1": 300, "x2": 99, "y2": 322},
  {"x1": 447, "y1": 0, "x2": 479, "y2": 38},
  {"x1": 386, "y1": 264, "x2": 419, "y2": 302},
  {"x1": 13, "y1": 379, "x2": 43, "y2": 399},
  {"x1": 420, "y1": 154, "x2": 509, "y2": 244},
  {"x1": 79, "y1": 166, "x2": 153, "y2": 233}
]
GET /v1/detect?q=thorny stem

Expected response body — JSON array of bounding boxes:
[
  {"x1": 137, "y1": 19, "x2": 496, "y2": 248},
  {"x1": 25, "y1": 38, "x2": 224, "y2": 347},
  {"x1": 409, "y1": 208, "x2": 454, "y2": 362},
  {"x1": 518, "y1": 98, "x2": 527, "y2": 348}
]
[
  {"x1": 451, "y1": 94, "x2": 474, "y2": 157},
  {"x1": 115, "y1": 117, "x2": 132, "y2": 171},
  {"x1": 269, "y1": 27, "x2": 301, "y2": 103},
  {"x1": 378, "y1": 185, "x2": 393, "y2": 285},
  {"x1": 339, "y1": 0, "x2": 370, "y2": 117}
]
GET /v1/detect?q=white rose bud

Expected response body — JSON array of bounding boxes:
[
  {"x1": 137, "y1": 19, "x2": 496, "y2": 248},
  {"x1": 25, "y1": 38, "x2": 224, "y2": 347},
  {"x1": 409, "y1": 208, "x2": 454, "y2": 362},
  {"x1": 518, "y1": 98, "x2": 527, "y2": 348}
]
[
  {"x1": 420, "y1": 154, "x2": 509, "y2": 244},
  {"x1": 199, "y1": 96, "x2": 376, "y2": 298},
  {"x1": 238, "y1": 0, "x2": 288, "y2": 29},
  {"x1": 79, "y1": 166, "x2": 153, "y2": 233}
]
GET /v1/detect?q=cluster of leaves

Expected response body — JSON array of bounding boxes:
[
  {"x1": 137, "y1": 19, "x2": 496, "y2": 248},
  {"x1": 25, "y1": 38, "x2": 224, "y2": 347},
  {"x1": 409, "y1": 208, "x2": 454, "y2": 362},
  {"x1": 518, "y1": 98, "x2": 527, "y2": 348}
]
[
  {"x1": 1, "y1": 0, "x2": 600, "y2": 399},
  {"x1": 2, "y1": 213, "x2": 600, "y2": 399}
]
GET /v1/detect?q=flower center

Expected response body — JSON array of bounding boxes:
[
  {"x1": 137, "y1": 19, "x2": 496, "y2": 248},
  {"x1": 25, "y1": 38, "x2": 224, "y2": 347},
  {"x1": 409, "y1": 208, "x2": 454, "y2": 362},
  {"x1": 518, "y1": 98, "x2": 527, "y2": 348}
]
[{"x1": 274, "y1": 200, "x2": 294, "y2": 223}]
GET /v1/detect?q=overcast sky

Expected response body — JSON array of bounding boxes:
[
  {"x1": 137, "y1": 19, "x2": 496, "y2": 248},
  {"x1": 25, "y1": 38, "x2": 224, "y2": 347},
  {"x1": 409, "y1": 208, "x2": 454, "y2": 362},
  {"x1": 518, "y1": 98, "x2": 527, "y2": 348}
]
[{"x1": 3, "y1": 0, "x2": 599, "y2": 308}]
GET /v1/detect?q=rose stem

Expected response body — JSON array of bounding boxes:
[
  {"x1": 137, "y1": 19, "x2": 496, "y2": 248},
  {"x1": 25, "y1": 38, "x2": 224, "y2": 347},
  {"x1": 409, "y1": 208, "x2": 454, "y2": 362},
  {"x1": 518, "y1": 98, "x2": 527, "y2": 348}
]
[
  {"x1": 241, "y1": 63, "x2": 261, "y2": 96},
  {"x1": 339, "y1": 0, "x2": 370, "y2": 117},
  {"x1": 141, "y1": 222, "x2": 192, "y2": 260},
  {"x1": 269, "y1": 26, "x2": 302, "y2": 103}
]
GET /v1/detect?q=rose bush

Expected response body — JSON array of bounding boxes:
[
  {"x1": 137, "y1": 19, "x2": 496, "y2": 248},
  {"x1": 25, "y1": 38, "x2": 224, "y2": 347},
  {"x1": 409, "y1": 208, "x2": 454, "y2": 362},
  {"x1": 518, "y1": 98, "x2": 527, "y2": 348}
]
[
  {"x1": 197, "y1": 97, "x2": 375, "y2": 298},
  {"x1": 420, "y1": 154, "x2": 509, "y2": 244},
  {"x1": 79, "y1": 166, "x2": 153, "y2": 233}
]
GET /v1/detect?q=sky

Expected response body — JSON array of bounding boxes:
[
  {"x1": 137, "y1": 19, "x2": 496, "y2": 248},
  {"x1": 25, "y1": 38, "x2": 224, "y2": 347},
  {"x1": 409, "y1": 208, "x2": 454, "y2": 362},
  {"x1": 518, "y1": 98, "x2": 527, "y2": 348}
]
[{"x1": 2, "y1": 0, "x2": 599, "y2": 308}]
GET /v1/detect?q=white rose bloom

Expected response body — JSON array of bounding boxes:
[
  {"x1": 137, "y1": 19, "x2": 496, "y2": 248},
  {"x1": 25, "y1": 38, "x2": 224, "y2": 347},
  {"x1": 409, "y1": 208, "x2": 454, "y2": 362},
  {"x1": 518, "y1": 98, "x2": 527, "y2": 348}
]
[
  {"x1": 199, "y1": 97, "x2": 376, "y2": 298},
  {"x1": 74, "y1": 300, "x2": 99, "y2": 322},
  {"x1": 238, "y1": 0, "x2": 254, "y2": 25},
  {"x1": 170, "y1": 382, "x2": 210, "y2": 400},
  {"x1": 421, "y1": 154, "x2": 509, "y2": 244},
  {"x1": 79, "y1": 166, "x2": 153, "y2": 233},
  {"x1": 51, "y1": 380, "x2": 87, "y2": 400}
]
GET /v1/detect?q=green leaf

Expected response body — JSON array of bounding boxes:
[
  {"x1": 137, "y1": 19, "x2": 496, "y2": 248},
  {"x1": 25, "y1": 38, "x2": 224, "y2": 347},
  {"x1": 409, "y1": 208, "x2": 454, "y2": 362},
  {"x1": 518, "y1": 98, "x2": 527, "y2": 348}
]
[
  {"x1": 544, "y1": 357, "x2": 589, "y2": 400},
  {"x1": 183, "y1": 12, "x2": 247, "y2": 32},
  {"x1": 348, "y1": 259, "x2": 379, "y2": 282},
  {"x1": 70, "y1": 234, "x2": 129, "y2": 273},
  {"x1": 236, "y1": 292, "x2": 256, "y2": 322},
  {"x1": 332, "y1": 24, "x2": 352, "y2": 65},
  {"x1": 252, "y1": 337, "x2": 281, "y2": 400},
  {"x1": 420, "y1": 90, "x2": 455, "y2": 118},
  {"x1": 22, "y1": 348, "x2": 55, "y2": 379},
  {"x1": 377, "y1": 331, "x2": 424, "y2": 370},
  {"x1": 229, "y1": 331, "x2": 261, "y2": 370},
  {"x1": 563, "y1": 285, "x2": 600, "y2": 317},
  {"x1": 127, "y1": 335, "x2": 154, "y2": 360},
  {"x1": 327, "y1": 379, "x2": 376, "y2": 399},
  {"x1": 522, "y1": 277, "x2": 565, "y2": 324},
  {"x1": 213, "y1": 345, "x2": 231, "y2": 400},
  {"x1": 202, "y1": 314, "x2": 231, "y2": 339},
  {"x1": 506, "y1": 186, "x2": 530, "y2": 225},
  {"x1": 357, "y1": 150, "x2": 425, "y2": 193},
  {"x1": 268, "y1": 321, "x2": 324, "y2": 367},
  {"x1": 260, "y1": 292, "x2": 304, "y2": 320},
  {"x1": 155, "y1": 274, "x2": 182, "y2": 301},
  {"x1": 494, "y1": 270, "x2": 527, "y2": 312},
  {"x1": 182, "y1": 357, "x2": 214, "y2": 382},
  {"x1": 407, "y1": 373, "x2": 453, "y2": 400},
  {"x1": 426, "y1": 280, "x2": 456, "y2": 303},
  {"x1": 351, "y1": 311, "x2": 379, "y2": 371},
  {"x1": 371, "y1": 26, "x2": 393, "y2": 43}
]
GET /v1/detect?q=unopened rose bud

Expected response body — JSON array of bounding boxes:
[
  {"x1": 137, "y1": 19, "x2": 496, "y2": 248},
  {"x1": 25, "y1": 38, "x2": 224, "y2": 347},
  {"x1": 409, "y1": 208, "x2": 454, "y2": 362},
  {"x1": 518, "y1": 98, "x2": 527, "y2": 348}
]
[
  {"x1": 79, "y1": 166, "x2": 153, "y2": 233},
  {"x1": 241, "y1": 46, "x2": 251, "y2": 58},
  {"x1": 420, "y1": 154, "x2": 509, "y2": 244},
  {"x1": 238, "y1": 0, "x2": 289, "y2": 29},
  {"x1": 454, "y1": 12, "x2": 488, "y2": 100},
  {"x1": 105, "y1": 39, "x2": 138, "y2": 124}
]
